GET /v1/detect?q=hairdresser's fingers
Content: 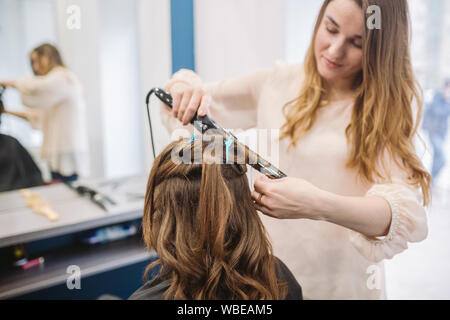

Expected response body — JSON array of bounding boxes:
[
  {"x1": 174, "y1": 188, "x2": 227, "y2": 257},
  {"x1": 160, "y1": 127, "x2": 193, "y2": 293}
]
[
  {"x1": 253, "y1": 202, "x2": 276, "y2": 218},
  {"x1": 177, "y1": 90, "x2": 193, "y2": 122},
  {"x1": 198, "y1": 94, "x2": 211, "y2": 117},
  {"x1": 182, "y1": 88, "x2": 203, "y2": 125},
  {"x1": 162, "y1": 84, "x2": 174, "y2": 112},
  {"x1": 171, "y1": 91, "x2": 182, "y2": 118},
  {"x1": 253, "y1": 175, "x2": 272, "y2": 195},
  {"x1": 168, "y1": 81, "x2": 191, "y2": 117},
  {"x1": 251, "y1": 190, "x2": 264, "y2": 203},
  {"x1": 0, "y1": 81, "x2": 12, "y2": 88},
  {"x1": 251, "y1": 190, "x2": 271, "y2": 209},
  {"x1": 251, "y1": 190, "x2": 260, "y2": 202}
]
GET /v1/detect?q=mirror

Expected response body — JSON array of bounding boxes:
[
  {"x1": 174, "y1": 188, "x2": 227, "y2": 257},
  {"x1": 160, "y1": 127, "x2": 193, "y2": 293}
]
[{"x1": 0, "y1": 0, "x2": 172, "y2": 192}]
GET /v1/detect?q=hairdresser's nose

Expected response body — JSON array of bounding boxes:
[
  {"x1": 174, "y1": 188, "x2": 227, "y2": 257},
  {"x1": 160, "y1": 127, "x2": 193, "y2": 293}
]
[{"x1": 327, "y1": 37, "x2": 346, "y2": 61}]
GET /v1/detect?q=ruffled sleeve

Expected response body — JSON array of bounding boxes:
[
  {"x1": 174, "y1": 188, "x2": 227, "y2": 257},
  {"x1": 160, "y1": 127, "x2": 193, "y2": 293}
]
[
  {"x1": 160, "y1": 67, "x2": 274, "y2": 136},
  {"x1": 349, "y1": 151, "x2": 429, "y2": 263}
]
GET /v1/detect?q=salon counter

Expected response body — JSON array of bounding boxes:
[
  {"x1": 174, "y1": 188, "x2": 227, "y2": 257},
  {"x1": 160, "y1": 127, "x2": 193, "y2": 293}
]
[
  {"x1": 0, "y1": 176, "x2": 146, "y2": 248},
  {"x1": 0, "y1": 175, "x2": 155, "y2": 299}
]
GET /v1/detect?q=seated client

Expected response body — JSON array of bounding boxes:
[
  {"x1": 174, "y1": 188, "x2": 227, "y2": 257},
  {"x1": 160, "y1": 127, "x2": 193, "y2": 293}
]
[
  {"x1": 0, "y1": 86, "x2": 43, "y2": 192},
  {"x1": 129, "y1": 136, "x2": 303, "y2": 300}
]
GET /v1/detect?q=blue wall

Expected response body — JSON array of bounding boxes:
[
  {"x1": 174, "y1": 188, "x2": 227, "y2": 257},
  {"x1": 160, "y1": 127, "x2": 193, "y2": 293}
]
[{"x1": 170, "y1": 0, "x2": 195, "y2": 73}]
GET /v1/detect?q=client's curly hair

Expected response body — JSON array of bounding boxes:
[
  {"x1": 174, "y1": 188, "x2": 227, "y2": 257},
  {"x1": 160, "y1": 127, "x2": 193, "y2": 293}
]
[{"x1": 142, "y1": 135, "x2": 287, "y2": 299}]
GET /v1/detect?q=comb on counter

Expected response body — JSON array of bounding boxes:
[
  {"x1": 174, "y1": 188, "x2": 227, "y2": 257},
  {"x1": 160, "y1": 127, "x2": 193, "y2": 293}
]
[{"x1": 20, "y1": 189, "x2": 59, "y2": 221}]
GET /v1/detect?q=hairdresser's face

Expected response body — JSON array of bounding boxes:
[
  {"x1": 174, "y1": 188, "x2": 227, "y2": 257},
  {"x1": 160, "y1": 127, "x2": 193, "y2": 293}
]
[
  {"x1": 30, "y1": 52, "x2": 50, "y2": 76},
  {"x1": 314, "y1": 0, "x2": 364, "y2": 86}
]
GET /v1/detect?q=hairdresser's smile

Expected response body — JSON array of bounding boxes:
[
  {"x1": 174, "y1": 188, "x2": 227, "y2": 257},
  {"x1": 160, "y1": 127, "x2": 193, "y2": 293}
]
[{"x1": 323, "y1": 56, "x2": 343, "y2": 70}]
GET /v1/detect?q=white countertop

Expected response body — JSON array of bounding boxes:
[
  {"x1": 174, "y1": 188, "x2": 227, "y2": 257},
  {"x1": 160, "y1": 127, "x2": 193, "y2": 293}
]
[{"x1": 0, "y1": 175, "x2": 147, "y2": 248}]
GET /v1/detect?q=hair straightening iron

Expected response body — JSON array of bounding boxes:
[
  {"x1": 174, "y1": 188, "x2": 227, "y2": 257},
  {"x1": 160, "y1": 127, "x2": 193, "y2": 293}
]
[{"x1": 146, "y1": 88, "x2": 287, "y2": 179}]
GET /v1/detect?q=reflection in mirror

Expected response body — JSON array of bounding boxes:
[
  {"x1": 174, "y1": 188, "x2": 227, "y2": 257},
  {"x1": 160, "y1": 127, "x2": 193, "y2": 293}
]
[
  {"x1": 0, "y1": 0, "x2": 165, "y2": 193},
  {"x1": 0, "y1": 0, "x2": 58, "y2": 190},
  {"x1": 0, "y1": 0, "x2": 56, "y2": 188},
  {"x1": 1, "y1": 43, "x2": 89, "y2": 185}
]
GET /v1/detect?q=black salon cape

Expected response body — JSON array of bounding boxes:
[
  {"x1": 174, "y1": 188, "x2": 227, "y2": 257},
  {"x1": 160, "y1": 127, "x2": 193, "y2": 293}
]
[
  {"x1": 128, "y1": 257, "x2": 303, "y2": 300},
  {"x1": 0, "y1": 134, "x2": 43, "y2": 192}
]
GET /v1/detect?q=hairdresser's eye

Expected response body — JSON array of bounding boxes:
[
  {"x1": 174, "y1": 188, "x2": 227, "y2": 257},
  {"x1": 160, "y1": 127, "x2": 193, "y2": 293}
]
[
  {"x1": 352, "y1": 40, "x2": 362, "y2": 49},
  {"x1": 326, "y1": 26, "x2": 338, "y2": 34}
]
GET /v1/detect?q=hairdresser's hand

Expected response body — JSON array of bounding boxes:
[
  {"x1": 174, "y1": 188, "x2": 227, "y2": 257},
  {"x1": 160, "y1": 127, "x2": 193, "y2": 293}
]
[
  {"x1": 165, "y1": 81, "x2": 211, "y2": 125},
  {"x1": 2, "y1": 109, "x2": 32, "y2": 122},
  {"x1": 251, "y1": 176, "x2": 327, "y2": 220},
  {"x1": 0, "y1": 81, "x2": 15, "y2": 88}
]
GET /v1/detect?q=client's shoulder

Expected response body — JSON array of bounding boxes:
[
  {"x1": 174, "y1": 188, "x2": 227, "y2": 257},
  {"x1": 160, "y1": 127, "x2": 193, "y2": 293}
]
[
  {"x1": 128, "y1": 278, "x2": 171, "y2": 300},
  {"x1": 273, "y1": 256, "x2": 303, "y2": 300}
]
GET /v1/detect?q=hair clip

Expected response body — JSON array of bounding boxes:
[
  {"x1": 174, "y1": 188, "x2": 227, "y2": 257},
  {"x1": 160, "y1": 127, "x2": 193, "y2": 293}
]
[{"x1": 224, "y1": 139, "x2": 234, "y2": 163}]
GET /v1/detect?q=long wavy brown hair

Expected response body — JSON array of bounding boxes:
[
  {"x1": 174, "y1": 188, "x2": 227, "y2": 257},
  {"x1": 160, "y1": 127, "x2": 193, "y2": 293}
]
[
  {"x1": 280, "y1": 0, "x2": 431, "y2": 205},
  {"x1": 30, "y1": 43, "x2": 66, "y2": 76},
  {"x1": 142, "y1": 136, "x2": 287, "y2": 299}
]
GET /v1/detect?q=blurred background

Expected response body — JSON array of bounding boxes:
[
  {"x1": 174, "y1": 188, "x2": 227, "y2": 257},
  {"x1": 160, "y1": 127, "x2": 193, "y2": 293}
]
[{"x1": 0, "y1": 0, "x2": 449, "y2": 299}]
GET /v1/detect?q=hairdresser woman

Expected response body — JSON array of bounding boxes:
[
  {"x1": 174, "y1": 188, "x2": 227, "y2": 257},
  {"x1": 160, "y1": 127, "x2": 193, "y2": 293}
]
[
  {"x1": 160, "y1": 0, "x2": 431, "y2": 299},
  {"x1": 0, "y1": 43, "x2": 89, "y2": 182}
]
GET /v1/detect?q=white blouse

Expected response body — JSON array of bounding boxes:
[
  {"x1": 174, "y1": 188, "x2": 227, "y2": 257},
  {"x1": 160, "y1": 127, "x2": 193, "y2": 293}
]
[
  {"x1": 13, "y1": 66, "x2": 89, "y2": 176},
  {"x1": 160, "y1": 62, "x2": 429, "y2": 299}
]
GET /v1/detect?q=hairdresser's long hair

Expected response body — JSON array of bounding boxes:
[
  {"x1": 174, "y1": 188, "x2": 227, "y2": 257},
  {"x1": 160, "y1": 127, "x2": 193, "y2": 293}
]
[
  {"x1": 280, "y1": 0, "x2": 431, "y2": 205},
  {"x1": 142, "y1": 136, "x2": 287, "y2": 300},
  {"x1": 30, "y1": 43, "x2": 65, "y2": 75}
]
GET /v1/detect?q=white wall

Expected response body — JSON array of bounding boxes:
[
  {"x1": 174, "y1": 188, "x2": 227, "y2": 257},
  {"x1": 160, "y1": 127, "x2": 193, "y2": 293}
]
[
  {"x1": 53, "y1": 0, "x2": 171, "y2": 179},
  {"x1": 194, "y1": 0, "x2": 286, "y2": 82},
  {"x1": 137, "y1": 0, "x2": 173, "y2": 172},
  {"x1": 98, "y1": 0, "x2": 143, "y2": 179},
  {"x1": 21, "y1": 0, "x2": 173, "y2": 179},
  {"x1": 285, "y1": 0, "x2": 322, "y2": 64},
  {"x1": 0, "y1": 0, "x2": 56, "y2": 148},
  {"x1": 53, "y1": 0, "x2": 104, "y2": 178},
  {"x1": 193, "y1": 0, "x2": 323, "y2": 80},
  {"x1": 22, "y1": 0, "x2": 57, "y2": 51}
]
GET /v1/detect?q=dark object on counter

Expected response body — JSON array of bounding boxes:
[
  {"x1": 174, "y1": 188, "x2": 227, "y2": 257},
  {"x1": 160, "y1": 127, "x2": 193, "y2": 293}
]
[{"x1": 66, "y1": 183, "x2": 116, "y2": 211}]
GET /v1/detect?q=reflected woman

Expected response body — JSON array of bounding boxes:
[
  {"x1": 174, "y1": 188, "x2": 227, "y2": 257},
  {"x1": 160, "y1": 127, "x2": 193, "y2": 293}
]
[{"x1": 1, "y1": 43, "x2": 89, "y2": 182}]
